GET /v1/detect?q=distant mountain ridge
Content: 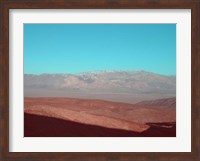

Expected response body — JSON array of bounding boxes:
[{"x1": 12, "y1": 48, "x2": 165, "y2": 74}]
[
  {"x1": 136, "y1": 97, "x2": 176, "y2": 108},
  {"x1": 24, "y1": 70, "x2": 176, "y2": 103},
  {"x1": 25, "y1": 70, "x2": 176, "y2": 94}
]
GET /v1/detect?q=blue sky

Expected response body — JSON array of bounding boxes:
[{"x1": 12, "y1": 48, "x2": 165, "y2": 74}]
[{"x1": 24, "y1": 24, "x2": 176, "y2": 75}]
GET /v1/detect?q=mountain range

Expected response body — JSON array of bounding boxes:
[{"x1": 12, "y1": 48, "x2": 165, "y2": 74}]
[{"x1": 24, "y1": 70, "x2": 176, "y2": 103}]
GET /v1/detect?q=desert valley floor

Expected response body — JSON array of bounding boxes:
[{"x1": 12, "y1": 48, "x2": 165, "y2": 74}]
[{"x1": 24, "y1": 97, "x2": 176, "y2": 137}]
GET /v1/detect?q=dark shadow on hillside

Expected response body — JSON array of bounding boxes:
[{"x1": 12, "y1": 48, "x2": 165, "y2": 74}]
[
  {"x1": 141, "y1": 122, "x2": 176, "y2": 137},
  {"x1": 24, "y1": 113, "x2": 176, "y2": 137}
]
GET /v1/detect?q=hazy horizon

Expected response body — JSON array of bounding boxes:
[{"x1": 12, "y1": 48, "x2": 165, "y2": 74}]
[
  {"x1": 24, "y1": 70, "x2": 176, "y2": 104},
  {"x1": 24, "y1": 69, "x2": 176, "y2": 76}
]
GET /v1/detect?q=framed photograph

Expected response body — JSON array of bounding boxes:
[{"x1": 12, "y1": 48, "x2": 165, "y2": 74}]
[{"x1": 0, "y1": 0, "x2": 199, "y2": 161}]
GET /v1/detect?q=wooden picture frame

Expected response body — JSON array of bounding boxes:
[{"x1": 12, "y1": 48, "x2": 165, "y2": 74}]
[{"x1": 0, "y1": 0, "x2": 199, "y2": 160}]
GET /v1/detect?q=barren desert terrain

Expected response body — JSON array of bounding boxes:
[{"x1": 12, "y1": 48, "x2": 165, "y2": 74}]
[{"x1": 24, "y1": 97, "x2": 176, "y2": 137}]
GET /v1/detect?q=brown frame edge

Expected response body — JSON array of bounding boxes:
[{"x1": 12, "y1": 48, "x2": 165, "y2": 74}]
[{"x1": 0, "y1": 0, "x2": 199, "y2": 161}]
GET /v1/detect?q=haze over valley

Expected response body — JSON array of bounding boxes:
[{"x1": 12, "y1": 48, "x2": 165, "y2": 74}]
[{"x1": 25, "y1": 70, "x2": 176, "y2": 104}]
